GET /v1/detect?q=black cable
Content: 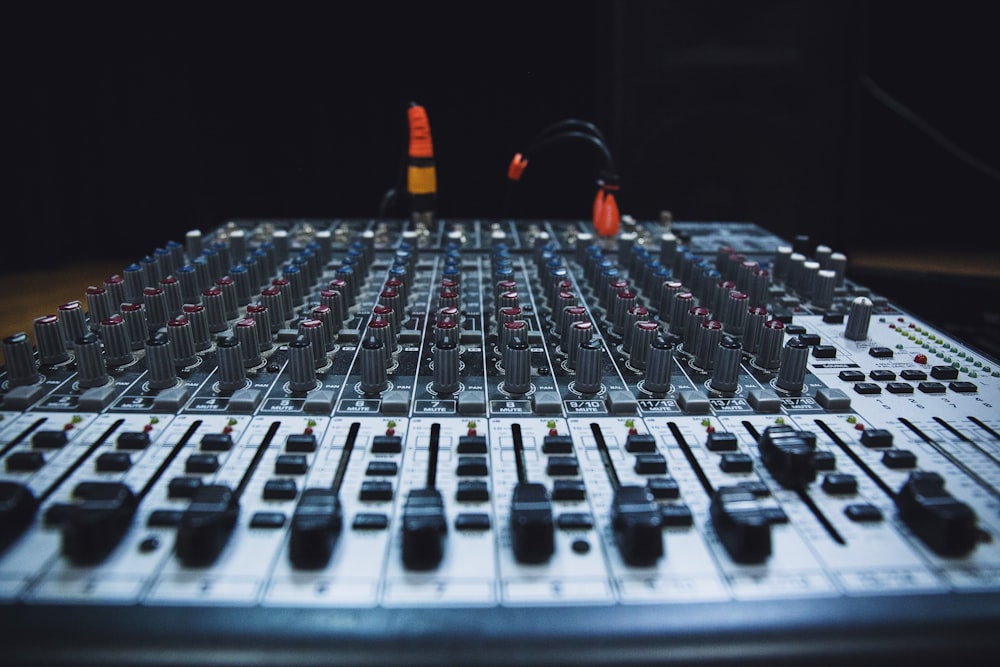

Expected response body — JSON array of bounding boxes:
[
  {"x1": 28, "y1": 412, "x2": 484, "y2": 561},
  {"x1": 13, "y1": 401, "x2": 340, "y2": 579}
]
[{"x1": 860, "y1": 73, "x2": 1000, "y2": 183}]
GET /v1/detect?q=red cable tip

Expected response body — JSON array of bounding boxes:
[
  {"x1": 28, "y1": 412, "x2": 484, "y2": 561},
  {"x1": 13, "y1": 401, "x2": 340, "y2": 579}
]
[
  {"x1": 593, "y1": 189, "x2": 620, "y2": 237},
  {"x1": 408, "y1": 105, "x2": 434, "y2": 159},
  {"x1": 507, "y1": 153, "x2": 528, "y2": 181}
]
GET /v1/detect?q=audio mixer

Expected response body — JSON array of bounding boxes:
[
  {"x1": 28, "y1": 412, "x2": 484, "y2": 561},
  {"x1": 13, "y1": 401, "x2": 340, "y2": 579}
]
[{"x1": 1, "y1": 216, "x2": 998, "y2": 665}]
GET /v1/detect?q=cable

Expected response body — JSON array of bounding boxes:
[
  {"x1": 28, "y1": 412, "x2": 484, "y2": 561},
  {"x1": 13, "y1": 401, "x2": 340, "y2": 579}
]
[
  {"x1": 860, "y1": 74, "x2": 1000, "y2": 183},
  {"x1": 507, "y1": 118, "x2": 621, "y2": 236},
  {"x1": 406, "y1": 102, "x2": 437, "y2": 224}
]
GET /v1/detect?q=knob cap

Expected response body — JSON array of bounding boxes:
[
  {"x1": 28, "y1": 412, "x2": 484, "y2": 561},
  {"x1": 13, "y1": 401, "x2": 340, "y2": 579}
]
[
  {"x1": 755, "y1": 320, "x2": 785, "y2": 370},
  {"x1": 573, "y1": 338, "x2": 603, "y2": 395},
  {"x1": 758, "y1": 425, "x2": 817, "y2": 488},
  {"x1": 74, "y1": 333, "x2": 108, "y2": 388},
  {"x1": 509, "y1": 482, "x2": 554, "y2": 564},
  {"x1": 215, "y1": 335, "x2": 247, "y2": 392},
  {"x1": 33, "y1": 316, "x2": 69, "y2": 365},
  {"x1": 432, "y1": 338, "x2": 460, "y2": 395},
  {"x1": 710, "y1": 335, "x2": 742, "y2": 393},
  {"x1": 358, "y1": 336, "x2": 388, "y2": 395},
  {"x1": 611, "y1": 485, "x2": 663, "y2": 566},
  {"x1": 166, "y1": 317, "x2": 198, "y2": 368},
  {"x1": 845, "y1": 296, "x2": 873, "y2": 341},
  {"x1": 643, "y1": 337, "x2": 674, "y2": 394},
  {"x1": 775, "y1": 336, "x2": 809, "y2": 392},
  {"x1": 502, "y1": 336, "x2": 531, "y2": 395},
  {"x1": 144, "y1": 332, "x2": 178, "y2": 390},
  {"x1": 2, "y1": 333, "x2": 41, "y2": 386}
]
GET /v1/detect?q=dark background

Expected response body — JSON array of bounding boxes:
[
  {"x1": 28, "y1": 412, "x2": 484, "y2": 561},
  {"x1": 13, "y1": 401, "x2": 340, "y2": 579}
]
[{"x1": 7, "y1": 1, "x2": 999, "y2": 268}]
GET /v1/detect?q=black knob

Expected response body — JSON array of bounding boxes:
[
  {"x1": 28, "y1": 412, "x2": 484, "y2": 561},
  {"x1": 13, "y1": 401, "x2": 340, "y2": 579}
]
[
  {"x1": 574, "y1": 338, "x2": 603, "y2": 395},
  {"x1": 432, "y1": 338, "x2": 460, "y2": 395},
  {"x1": 61, "y1": 482, "x2": 138, "y2": 565},
  {"x1": 358, "y1": 336, "x2": 388, "y2": 395},
  {"x1": 502, "y1": 336, "x2": 531, "y2": 395},
  {"x1": 2, "y1": 333, "x2": 40, "y2": 387},
  {"x1": 216, "y1": 335, "x2": 247, "y2": 392},
  {"x1": 709, "y1": 336, "x2": 742, "y2": 393},
  {"x1": 74, "y1": 333, "x2": 109, "y2": 388},
  {"x1": 896, "y1": 472, "x2": 978, "y2": 556},
  {"x1": 775, "y1": 337, "x2": 809, "y2": 392},
  {"x1": 643, "y1": 337, "x2": 674, "y2": 394},
  {"x1": 0, "y1": 481, "x2": 39, "y2": 554}
]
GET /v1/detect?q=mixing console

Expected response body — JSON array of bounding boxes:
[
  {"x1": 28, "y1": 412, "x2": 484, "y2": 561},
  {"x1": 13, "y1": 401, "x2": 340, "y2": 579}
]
[{"x1": 1, "y1": 216, "x2": 998, "y2": 665}]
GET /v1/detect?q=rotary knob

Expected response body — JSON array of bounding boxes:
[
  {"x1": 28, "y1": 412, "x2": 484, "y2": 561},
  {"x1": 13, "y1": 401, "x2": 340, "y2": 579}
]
[
  {"x1": 629, "y1": 320, "x2": 660, "y2": 371},
  {"x1": 709, "y1": 335, "x2": 742, "y2": 393},
  {"x1": 693, "y1": 319, "x2": 724, "y2": 370},
  {"x1": 234, "y1": 318, "x2": 262, "y2": 368},
  {"x1": 33, "y1": 315, "x2": 69, "y2": 365},
  {"x1": 215, "y1": 335, "x2": 247, "y2": 392},
  {"x1": 845, "y1": 296, "x2": 873, "y2": 341},
  {"x1": 143, "y1": 332, "x2": 178, "y2": 390},
  {"x1": 565, "y1": 320, "x2": 594, "y2": 370},
  {"x1": 755, "y1": 319, "x2": 785, "y2": 370},
  {"x1": 502, "y1": 336, "x2": 531, "y2": 396},
  {"x1": 432, "y1": 338, "x2": 460, "y2": 395},
  {"x1": 358, "y1": 336, "x2": 388, "y2": 395},
  {"x1": 181, "y1": 304, "x2": 213, "y2": 351},
  {"x1": 643, "y1": 337, "x2": 674, "y2": 394},
  {"x1": 775, "y1": 336, "x2": 809, "y2": 392},
  {"x1": 101, "y1": 315, "x2": 135, "y2": 367},
  {"x1": 573, "y1": 338, "x2": 604, "y2": 395},
  {"x1": 2, "y1": 333, "x2": 41, "y2": 386},
  {"x1": 74, "y1": 333, "x2": 109, "y2": 388},
  {"x1": 297, "y1": 319, "x2": 329, "y2": 368},
  {"x1": 166, "y1": 317, "x2": 198, "y2": 368}
]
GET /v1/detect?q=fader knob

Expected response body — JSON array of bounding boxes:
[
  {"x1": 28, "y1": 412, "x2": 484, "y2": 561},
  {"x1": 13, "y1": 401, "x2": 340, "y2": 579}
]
[
  {"x1": 358, "y1": 336, "x2": 388, "y2": 395},
  {"x1": 0, "y1": 481, "x2": 39, "y2": 553},
  {"x1": 775, "y1": 336, "x2": 809, "y2": 392},
  {"x1": 61, "y1": 482, "x2": 137, "y2": 565},
  {"x1": 758, "y1": 425, "x2": 817, "y2": 488},
  {"x1": 401, "y1": 488, "x2": 447, "y2": 571},
  {"x1": 175, "y1": 484, "x2": 239, "y2": 567},
  {"x1": 573, "y1": 338, "x2": 603, "y2": 395},
  {"x1": 432, "y1": 338, "x2": 460, "y2": 395},
  {"x1": 509, "y1": 482, "x2": 555, "y2": 564},
  {"x1": 845, "y1": 296, "x2": 873, "y2": 341},
  {"x1": 895, "y1": 471, "x2": 978, "y2": 556},
  {"x1": 2, "y1": 333, "x2": 41, "y2": 387},
  {"x1": 710, "y1": 486, "x2": 771, "y2": 564},
  {"x1": 502, "y1": 337, "x2": 531, "y2": 395},
  {"x1": 289, "y1": 488, "x2": 343, "y2": 569},
  {"x1": 611, "y1": 485, "x2": 663, "y2": 566}
]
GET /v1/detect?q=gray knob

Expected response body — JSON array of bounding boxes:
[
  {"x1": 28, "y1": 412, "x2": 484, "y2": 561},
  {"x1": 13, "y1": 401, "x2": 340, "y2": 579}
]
[
  {"x1": 215, "y1": 276, "x2": 240, "y2": 319},
  {"x1": 432, "y1": 338, "x2": 460, "y2": 395},
  {"x1": 319, "y1": 289, "x2": 346, "y2": 330},
  {"x1": 2, "y1": 333, "x2": 40, "y2": 386},
  {"x1": 234, "y1": 318, "x2": 262, "y2": 367},
  {"x1": 310, "y1": 305, "x2": 338, "y2": 350},
  {"x1": 202, "y1": 287, "x2": 229, "y2": 333},
  {"x1": 101, "y1": 315, "x2": 134, "y2": 367},
  {"x1": 776, "y1": 337, "x2": 809, "y2": 392},
  {"x1": 622, "y1": 305, "x2": 651, "y2": 354},
  {"x1": 742, "y1": 306, "x2": 769, "y2": 354},
  {"x1": 143, "y1": 287, "x2": 169, "y2": 331},
  {"x1": 684, "y1": 306, "x2": 712, "y2": 346},
  {"x1": 559, "y1": 306, "x2": 588, "y2": 348},
  {"x1": 216, "y1": 335, "x2": 247, "y2": 392},
  {"x1": 379, "y1": 289, "x2": 404, "y2": 333},
  {"x1": 629, "y1": 320, "x2": 660, "y2": 371},
  {"x1": 121, "y1": 304, "x2": 148, "y2": 351},
  {"x1": 230, "y1": 264, "x2": 253, "y2": 307},
  {"x1": 245, "y1": 304, "x2": 274, "y2": 351},
  {"x1": 721, "y1": 291, "x2": 750, "y2": 336},
  {"x1": 85, "y1": 286, "x2": 114, "y2": 331},
  {"x1": 144, "y1": 332, "x2": 178, "y2": 390},
  {"x1": 573, "y1": 338, "x2": 603, "y2": 395},
  {"x1": 260, "y1": 287, "x2": 286, "y2": 332},
  {"x1": 33, "y1": 315, "x2": 69, "y2": 365},
  {"x1": 667, "y1": 292, "x2": 695, "y2": 337},
  {"x1": 298, "y1": 319, "x2": 329, "y2": 368},
  {"x1": 289, "y1": 335, "x2": 320, "y2": 393},
  {"x1": 644, "y1": 337, "x2": 674, "y2": 394},
  {"x1": 612, "y1": 289, "x2": 638, "y2": 335},
  {"x1": 502, "y1": 337, "x2": 531, "y2": 395},
  {"x1": 160, "y1": 276, "x2": 184, "y2": 319},
  {"x1": 358, "y1": 336, "x2": 388, "y2": 395},
  {"x1": 500, "y1": 320, "x2": 528, "y2": 359},
  {"x1": 693, "y1": 319, "x2": 724, "y2": 371},
  {"x1": 74, "y1": 333, "x2": 108, "y2": 388},
  {"x1": 434, "y1": 316, "x2": 459, "y2": 347},
  {"x1": 659, "y1": 232, "x2": 678, "y2": 267},
  {"x1": 181, "y1": 304, "x2": 213, "y2": 351},
  {"x1": 166, "y1": 317, "x2": 198, "y2": 368},
  {"x1": 845, "y1": 296, "x2": 873, "y2": 341},
  {"x1": 710, "y1": 336, "x2": 742, "y2": 393},
  {"x1": 566, "y1": 320, "x2": 594, "y2": 370},
  {"x1": 58, "y1": 300, "x2": 88, "y2": 346},
  {"x1": 755, "y1": 319, "x2": 785, "y2": 370},
  {"x1": 369, "y1": 314, "x2": 397, "y2": 363},
  {"x1": 658, "y1": 281, "x2": 685, "y2": 323},
  {"x1": 812, "y1": 269, "x2": 837, "y2": 310}
]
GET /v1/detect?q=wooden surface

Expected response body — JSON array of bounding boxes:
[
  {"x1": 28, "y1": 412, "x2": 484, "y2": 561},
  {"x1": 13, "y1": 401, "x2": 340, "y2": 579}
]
[{"x1": 0, "y1": 260, "x2": 130, "y2": 366}]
